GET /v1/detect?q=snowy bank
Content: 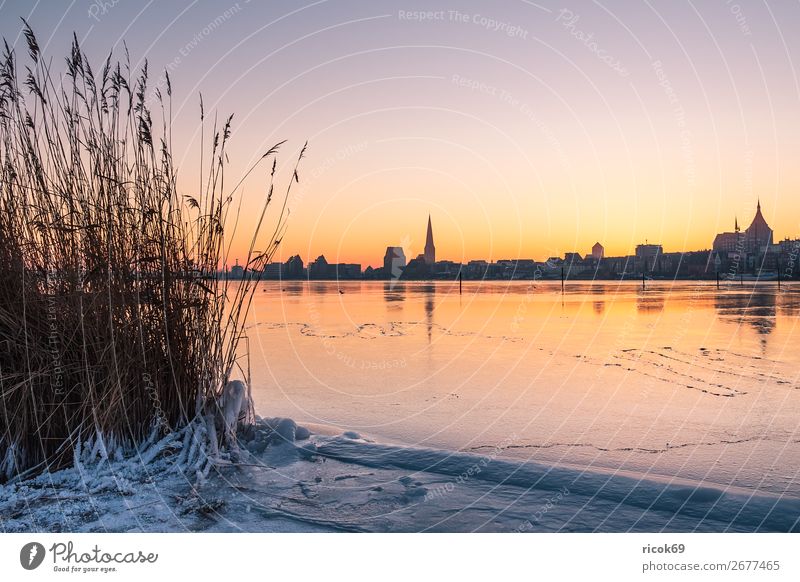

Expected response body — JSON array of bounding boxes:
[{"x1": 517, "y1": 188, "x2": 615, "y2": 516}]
[{"x1": 2, "y1": 418, "x2": 797, "y2": 533}]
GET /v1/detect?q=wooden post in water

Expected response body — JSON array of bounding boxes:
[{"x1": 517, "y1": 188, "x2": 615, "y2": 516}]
[
  {"x1": 778, "y1": 260, "x2": 781, "y2": 290},
  {"x1": 642, "y1": 271, "x2": 646, "y2": 290},
  {"x1": 716, "y1": 270, "x2": 720, "y2": 289},
  {"x1": 458, "y1": 270, "x2": 462, "y2": 294}
]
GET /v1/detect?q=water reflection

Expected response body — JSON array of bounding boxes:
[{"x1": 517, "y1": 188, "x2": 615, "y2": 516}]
[
  {"x1": 281, "y1": 282, "x2": 304, "y2": 296},
  {"x1": 589, "y1": 284, "x2": 607, "y2": 296},
  {"x1": 380, "y1": 283, "x2": 437, "y2": 343},
  {"x1": 420, "y1": 284, "x2": 435, "y2": 344},
  {"x1": 713, "y1": 287, "x2": 777, "y2": 351},
  {"x1": 777, "y1": 289, "x2": 800, "y2": 316},
  {"x1": 383, "y1": 282, "x2": 405, "y2": 311},
  {"x1": 636, "y1": 289, "x2": 665, "y2": 313}
]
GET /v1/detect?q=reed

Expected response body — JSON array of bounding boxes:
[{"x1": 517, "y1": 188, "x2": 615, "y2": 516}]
[{"x1": 0, "y1": 23, "x2": 302, "y2": 480}]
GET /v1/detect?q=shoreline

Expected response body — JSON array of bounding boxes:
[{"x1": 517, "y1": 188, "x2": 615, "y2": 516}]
[{"x1": 2, "y1": 419, "x2": 797, "y2": 533}]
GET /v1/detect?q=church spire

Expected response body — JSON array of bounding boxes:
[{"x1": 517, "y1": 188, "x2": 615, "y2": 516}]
[
  {"x1": 423, "y1": 214, "x2": 435, "y2": 265},
  {"x1": 735, "y1": 216, "x2": 739, "y2": 233}
]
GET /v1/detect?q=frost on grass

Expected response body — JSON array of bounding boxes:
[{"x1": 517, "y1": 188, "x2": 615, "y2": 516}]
[
  {"x1": 4, "y1": 412, "x2": 799, "y2": 533},
  {"x1": 0, "y1": 408, "x2": 315, "y2": 533}
]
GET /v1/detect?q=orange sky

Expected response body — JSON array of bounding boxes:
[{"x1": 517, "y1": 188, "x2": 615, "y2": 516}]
[{"x1": 7, "y1": 2, "x2": 800, "y2": 268}]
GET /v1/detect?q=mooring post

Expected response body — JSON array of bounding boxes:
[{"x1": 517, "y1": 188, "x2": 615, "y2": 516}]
[
  {"x1": 458, "y1": 270, "x2": 462, "y2": 294},
  {"x1": 716, "y1": 270, "x2": 720, "y2": 289}
]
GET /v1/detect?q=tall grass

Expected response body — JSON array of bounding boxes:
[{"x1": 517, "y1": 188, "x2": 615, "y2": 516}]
[{"x1": 0, "y1": 23, "x2": 303, "y2": 481}]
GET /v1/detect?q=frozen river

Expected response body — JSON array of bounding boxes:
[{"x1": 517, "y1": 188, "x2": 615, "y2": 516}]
[{"x1": 247, "y1": 280, "x2": 800, "y2": 505}]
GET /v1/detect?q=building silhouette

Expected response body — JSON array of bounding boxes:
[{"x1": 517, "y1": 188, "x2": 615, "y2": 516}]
[
  {"x1": 246, "y1": 206, "x2": 797, "y2": 283},
  {"x1": 308, "y1": 255, "x2": 329, "y2": 279},
  {"x1": 712, "y1": 216, "x2": 742, "y2": 254},
  {"x1": 713, "y1": 200, "x2": 774, "y2": 255},
  {"x1": 229, "y1": 259, "x2": 244, "y2": 279},
  {"x1": 401, "y1": 255, "x2": 432, "y2": 279},
  {"x1": 743, "y1": 199, "x2": 773, "y2": 252},
  {"x1": 262, "y1": 254, "x2": 305, "y2": 279},
  {"x1": 383, "y1": 246, "x2": 406, "y2": 279},
  {"x1": 284, "y1": 255, "x2": 304, "y2": 278},
  {"x1": 635, "y1": 243, "x2": 663, "y2": 272},
  {"x1": 308, "y1": 255, "x2": 361, "y2": 279},
  {"x1": 424, "y1": 214, "x2": 436, "y2": 265}
]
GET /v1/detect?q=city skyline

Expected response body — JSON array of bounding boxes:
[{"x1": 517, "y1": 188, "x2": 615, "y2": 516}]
[{"x1": 259, "y1": 199, "x2": 796, "y2": 270}]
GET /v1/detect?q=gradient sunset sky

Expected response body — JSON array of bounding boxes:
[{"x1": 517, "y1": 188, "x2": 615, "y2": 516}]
[{"x1": 2, "y1": 1, "x2": 799, "y2": 267}]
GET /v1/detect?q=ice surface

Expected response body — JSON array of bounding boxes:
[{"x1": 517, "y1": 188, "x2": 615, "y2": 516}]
[
  {"x1": 2, "y1": 419, "x2": 797, "y2": 533},
  {"x1": 247, "y1": 281, "x2": 800, "y2": 503}
]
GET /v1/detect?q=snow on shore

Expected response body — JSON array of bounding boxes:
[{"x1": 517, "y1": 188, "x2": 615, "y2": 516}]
[{"x1": 1, "y1": 418, "x2": 797, "y2": 533}]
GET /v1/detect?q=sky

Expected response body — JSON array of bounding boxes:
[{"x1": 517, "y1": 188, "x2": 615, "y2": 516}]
[{"x1": 2, "y1": 0, "x2": 799, "y2": 267}]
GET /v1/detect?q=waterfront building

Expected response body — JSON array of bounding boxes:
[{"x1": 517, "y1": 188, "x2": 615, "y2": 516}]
[
  {"x1": 424, "y1": 215, "x2": 436, "y2": 265},
  {"x1": 383, "y1": 246, "x2": 406, "y2": 279}
]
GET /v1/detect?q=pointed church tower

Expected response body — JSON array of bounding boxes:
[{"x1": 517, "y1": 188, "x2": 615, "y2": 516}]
[
  {"x1": 734, "y1": 216, "x2": 739, "y2": 233},
  {"x1": 423, "y1": 214, "x2": 436, "y2": 265},
  {"x1": 744, "y1": 198, "x2": 773, "y2": 252}
]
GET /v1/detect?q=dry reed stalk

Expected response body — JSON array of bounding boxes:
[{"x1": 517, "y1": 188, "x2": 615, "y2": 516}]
[{"x1": 0, "y1": 22, "x2": 303, "y2": 480}]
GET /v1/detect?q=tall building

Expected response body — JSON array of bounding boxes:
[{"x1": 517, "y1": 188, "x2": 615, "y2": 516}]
[
  {"x1": 229, "y1": 259, "x2": 244, "y2": 279},
  {"x1": 335, "y1": 263, "x2": 362, "y2": 279},
  {"x1": 308, "y1": 255, "x2": 360, "y2": 279},
  {"x1": 713, "y1": 200, "x2": 774, "y2": 254},
  {"x1": 743, "y1": 199, "x2": 773, "y2": 252},
  {"x1": 262, "y1": 262, "x2": 283, "y2": 279},
  {"x1": 383, "y1": 246, "x2": 406, "y2": 279},
  {"x1": 424, "y1": 214, "x2": 436, "y2": 265},
  {"x1": 284, "y1": 255, "x2": 304, "y2": 278},
  {"x1": 591, "y1": 242, "x2": 604, "y2": 260},
  {"x1": 713, "y1": 216, "x2": 742, "y2": 254},
  {"x1": 635, "y1": 243, "x2": 663, "y2": 272},
  {"x1": 308, "y1": 255, "x2": 330, "y2": 279}
]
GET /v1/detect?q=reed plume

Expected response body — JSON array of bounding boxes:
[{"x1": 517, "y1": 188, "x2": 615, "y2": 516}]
[{"x1": 0, "y1": 22, "x2": 302, "y2": 480}]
